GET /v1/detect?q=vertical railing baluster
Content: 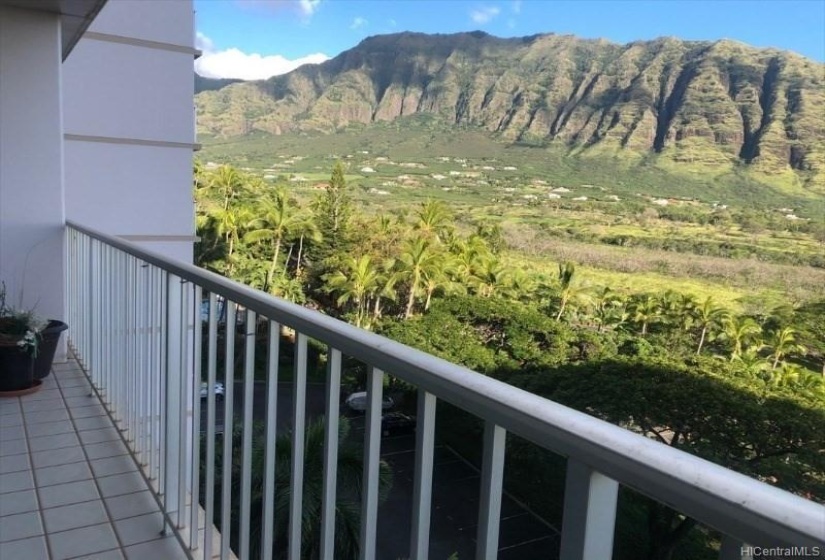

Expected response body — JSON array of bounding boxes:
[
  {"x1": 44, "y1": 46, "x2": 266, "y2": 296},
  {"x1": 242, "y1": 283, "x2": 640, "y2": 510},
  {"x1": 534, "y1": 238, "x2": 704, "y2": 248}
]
[
  {"x1": 105, "y1": 245, "x2": 113, "y2": 407},
  {"x1": 148, "y1": 266, "x2": 157, "y2": 481},
  {"x1": 319, "y1": 348, "x2": 342, "y2": 560},
  {"x1": 260, "y1": 320, "x2": 280, "y2": 560},
  {"x1": 559, "y1": 459, "x2": 619, "y2": 560},
  {"x1": 87, "y1": 239, "x2": 96, "y2": 381},
  {"x1": 117, "y1": 251, "x2": 126, "y2": 420},
  {"x1": 288, "y1": 333, "x2": 308, "y2": 560},
  {"x1": 360, "y1": 366, "x2": 384, "y2": 560},
  {"x1": 410, "y1": 389, "x2": 437, "y2": 560},
  {"x1": 204, "y1": 293, "x2": 218, "y2": 560},
  {"x1": 138, "y1": 264, "x2": 148, "y2": 466},
  {"x1": 164, "y1": 273, "x2": 183, "y2": 530},
  {"x1": 158, "y1": 270, "x2": 169, "y2": 510},
  {"x1": 177, "y1": 278, "x2": 189, "y2": 529},
  {"x1": 240, "y1": 309, "x2": 256, "y2": 559},
  {"x1": 190, "y1": 285, "x2": 203, "y2": 550},
  {"x1": 220, "y1": 301, "x2": 236, "y2": 560},
  {"x1": 476, "y1": 422, "x2": 506, "y2": 560},
  {"x1": 128, "y1": 256, "x2": 136, "y2": 444}
]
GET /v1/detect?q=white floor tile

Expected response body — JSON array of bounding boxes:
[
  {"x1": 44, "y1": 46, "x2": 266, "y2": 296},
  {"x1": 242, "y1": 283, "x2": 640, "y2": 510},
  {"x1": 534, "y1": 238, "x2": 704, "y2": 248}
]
[
  {"x1": 48, "y1": 523, "x2": 119, "y2": 559},
  {"x1": 42, "y1": 500, "x2": 109, "y2": 533},
  {"x1": 0, "y1": 535, "x2": 49, "y2": 560}
]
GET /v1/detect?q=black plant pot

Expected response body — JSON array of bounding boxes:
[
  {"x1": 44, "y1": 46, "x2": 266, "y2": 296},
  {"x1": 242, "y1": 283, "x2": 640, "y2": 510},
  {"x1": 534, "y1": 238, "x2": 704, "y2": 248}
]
[
  {"x1": 0, "y1": 345, "x2": 35, "y2": 392},
  {"x1": 34, "y1": 320, "x2": 69, "y2": 380}
]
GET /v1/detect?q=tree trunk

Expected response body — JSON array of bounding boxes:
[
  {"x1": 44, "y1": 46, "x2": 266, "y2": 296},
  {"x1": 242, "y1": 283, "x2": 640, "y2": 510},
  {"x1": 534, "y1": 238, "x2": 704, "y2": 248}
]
[
  {"x1": 372, "y1": 297, "x2": 381, "y2": 321},
  {"x1": 555, "y1": 297, "x2": 566, "y2": 321},
  {"x1": 404, "y1": 271, "x2": 419, "y2": 319},
  {"x1": 296, "y1": 234, "x2": 305, "y2": 276},
  {"x1": 266, "y1": 237, "x2": 282, "y2": 291},
  {"x1": 696, "y1": 326, "x2": 707, "y2": 354},
  {"x1": 283, "y1": 243, "x2": 294, "y2": 276}
]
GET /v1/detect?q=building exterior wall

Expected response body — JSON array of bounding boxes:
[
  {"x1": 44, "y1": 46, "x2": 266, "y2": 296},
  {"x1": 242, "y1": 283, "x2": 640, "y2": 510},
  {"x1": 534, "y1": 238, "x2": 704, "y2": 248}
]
[
  {"x1": 62, "y1": 0, "x2": 197, "y2": 264},
  {"x1": 0, "y1": 6, "x2": 65, "y2": 326}
]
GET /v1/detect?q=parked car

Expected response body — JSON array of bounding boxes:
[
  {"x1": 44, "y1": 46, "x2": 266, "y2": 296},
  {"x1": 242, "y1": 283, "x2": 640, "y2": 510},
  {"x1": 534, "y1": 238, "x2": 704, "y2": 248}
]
[
  {"x1": 381, "y1": 412, "x2": 416, "y2": 437},
  {"x1": 345, "y1": 391, "x2": 394, "y2": 412},
  {"x1": 200, "y1": 381, "x2": 225, "y2": 400}
]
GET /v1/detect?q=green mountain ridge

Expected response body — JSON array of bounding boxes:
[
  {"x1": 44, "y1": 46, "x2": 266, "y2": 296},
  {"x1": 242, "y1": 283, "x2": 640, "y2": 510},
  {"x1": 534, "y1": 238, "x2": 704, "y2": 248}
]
[{"x1": 196, "y1": 31, "x2": 825, "y2": 191}]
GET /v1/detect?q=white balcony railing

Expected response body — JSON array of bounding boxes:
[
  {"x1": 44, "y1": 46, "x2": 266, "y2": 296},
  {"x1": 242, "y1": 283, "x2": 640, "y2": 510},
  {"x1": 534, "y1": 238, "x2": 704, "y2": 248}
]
[{"x1": 65, "y1": 221, "x2": 824, "y2": 560}]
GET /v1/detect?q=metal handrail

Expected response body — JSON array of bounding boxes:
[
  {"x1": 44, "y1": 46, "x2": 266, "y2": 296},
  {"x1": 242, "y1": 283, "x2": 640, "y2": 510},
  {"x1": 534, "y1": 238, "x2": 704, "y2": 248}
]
[{"x1": 65, "y1": 220, "x2": 825, "y2": 549}]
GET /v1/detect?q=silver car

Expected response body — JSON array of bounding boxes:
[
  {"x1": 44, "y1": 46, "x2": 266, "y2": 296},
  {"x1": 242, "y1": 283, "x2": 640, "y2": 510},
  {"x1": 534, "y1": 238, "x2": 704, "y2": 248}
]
[
  {"x1": 345, "y1": 391, "x2": 394, "y2": 412},
  {"x1": 200, "y1": 382, "x2": 225, "y2": 400}
]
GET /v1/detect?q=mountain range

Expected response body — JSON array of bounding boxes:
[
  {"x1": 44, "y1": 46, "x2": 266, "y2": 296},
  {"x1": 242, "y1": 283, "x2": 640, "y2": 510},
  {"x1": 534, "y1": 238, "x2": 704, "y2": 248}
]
[{"x1": 195, "y1": 31, "x2": 825, "y2": 190}]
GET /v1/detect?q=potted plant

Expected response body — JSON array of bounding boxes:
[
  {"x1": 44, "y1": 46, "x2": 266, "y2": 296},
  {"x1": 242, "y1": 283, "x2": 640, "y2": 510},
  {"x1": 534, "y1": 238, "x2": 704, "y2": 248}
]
[{"x1": 0, "y1": 283, "x2": 68, "y2": 395}]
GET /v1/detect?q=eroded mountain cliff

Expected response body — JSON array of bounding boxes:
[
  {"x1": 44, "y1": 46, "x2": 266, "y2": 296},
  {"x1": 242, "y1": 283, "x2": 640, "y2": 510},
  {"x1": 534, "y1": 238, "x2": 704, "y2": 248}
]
[{"x1": 196, "y1": 32, "x2": 825, "y2": 188}]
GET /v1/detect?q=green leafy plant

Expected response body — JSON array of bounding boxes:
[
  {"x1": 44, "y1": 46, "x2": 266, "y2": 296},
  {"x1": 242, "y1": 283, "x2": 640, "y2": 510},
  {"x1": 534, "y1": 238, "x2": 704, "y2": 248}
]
[{"x1": 0, "y1": 282, "x2": 45, "y2": 357}]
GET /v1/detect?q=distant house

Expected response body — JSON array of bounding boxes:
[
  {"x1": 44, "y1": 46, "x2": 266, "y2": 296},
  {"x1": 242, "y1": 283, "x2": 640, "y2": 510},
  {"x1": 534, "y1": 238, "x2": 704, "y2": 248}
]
[
  {"x1": 552, "y1": 187, "x2": 570, "y2": 193},
  {"x1": 361, "y1": 166, "x2": 376, "y2": 173},
  {"x1": 573, "y1": 196, "x2": 588, "y2": 201}
]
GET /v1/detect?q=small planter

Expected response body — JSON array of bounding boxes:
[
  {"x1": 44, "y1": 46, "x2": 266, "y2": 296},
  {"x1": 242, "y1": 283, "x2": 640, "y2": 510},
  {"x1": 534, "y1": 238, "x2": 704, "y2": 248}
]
[{"x1": 34, "y1": 320, "x2": 68, "y2": 380}]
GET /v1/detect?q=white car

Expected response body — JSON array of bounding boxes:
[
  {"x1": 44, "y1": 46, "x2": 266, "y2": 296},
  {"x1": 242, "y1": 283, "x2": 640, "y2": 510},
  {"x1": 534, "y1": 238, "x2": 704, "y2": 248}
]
[
  {"x1": 345, "y1": 391, "x2": 394, "y2": 412},
  {"x1": 200, "y1": 382, "x2": 225, "y2": 400}
]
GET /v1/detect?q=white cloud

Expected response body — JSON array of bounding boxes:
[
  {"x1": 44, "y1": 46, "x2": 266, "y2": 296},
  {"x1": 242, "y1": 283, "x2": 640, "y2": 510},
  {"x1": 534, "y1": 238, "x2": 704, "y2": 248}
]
[
  {"x1": 389, "y1": 18, "x2": 397, "y2": 28},
  {"x1": 195, "y1": 33, "x2": 329, "y2": 80},
  {"x1": 507, "y1": 17, "x2": 516, "y2": 29},
  {"x1": 512, "y1": 0, "x2": 522, "y2": 14},
  {"x1": 196, "y1": 32, "x2": 214, "y2": 52},
  {"x1": 299, "y1": 0, "x2": 320, "y2": 16},
  {"x1": 350, "y1": 16, "x2": 368, "y2": 30},
  {"x1": 470, "y1": 6, "x2": 501, "y2": 24}
]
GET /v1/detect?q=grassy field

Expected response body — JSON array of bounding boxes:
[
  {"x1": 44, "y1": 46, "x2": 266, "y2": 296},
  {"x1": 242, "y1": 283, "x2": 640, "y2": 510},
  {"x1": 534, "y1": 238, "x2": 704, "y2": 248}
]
[{"x1": 199, "y1": 120, "x2": 825, "y2": 310}]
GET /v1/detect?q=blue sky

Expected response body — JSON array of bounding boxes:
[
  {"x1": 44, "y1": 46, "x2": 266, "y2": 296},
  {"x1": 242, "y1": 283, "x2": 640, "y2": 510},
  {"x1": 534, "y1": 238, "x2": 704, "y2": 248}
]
[{"x1": 194, "y1": 0, "x2": 825, "y2": 79}]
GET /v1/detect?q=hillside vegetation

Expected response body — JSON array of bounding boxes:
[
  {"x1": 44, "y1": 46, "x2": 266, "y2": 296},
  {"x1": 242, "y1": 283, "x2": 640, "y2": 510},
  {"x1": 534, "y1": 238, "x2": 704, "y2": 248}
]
[{"x1": 196, "y1": 31, "x2": 825, "y2": 192}]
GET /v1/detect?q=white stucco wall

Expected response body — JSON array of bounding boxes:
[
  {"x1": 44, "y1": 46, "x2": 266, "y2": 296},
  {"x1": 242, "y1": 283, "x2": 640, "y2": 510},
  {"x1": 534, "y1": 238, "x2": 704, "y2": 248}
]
[
  {"x1": 62, "y1": 0, "x2": 196, "y2": 263},
  {"x1": 0, "y1": 7, "x2": 65, "y2": 325}
]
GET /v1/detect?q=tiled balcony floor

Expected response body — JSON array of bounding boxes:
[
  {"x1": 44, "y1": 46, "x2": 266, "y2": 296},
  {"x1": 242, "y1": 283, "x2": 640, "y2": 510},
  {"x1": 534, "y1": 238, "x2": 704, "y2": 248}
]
[{"x1": 0, "y1": 358, "x2": 188, "y2": 560}]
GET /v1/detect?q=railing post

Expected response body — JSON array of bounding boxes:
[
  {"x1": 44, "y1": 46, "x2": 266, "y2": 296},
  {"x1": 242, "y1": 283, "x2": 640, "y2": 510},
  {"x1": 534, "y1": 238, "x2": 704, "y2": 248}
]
[
  {"x1": 260, "y1": 320, "x2": 280, "y2": 560},
  {"x1": 164, "y1": 273, "x2": 183, "y2": 527},
  {"x1": 288, "y1": 333, "x2": 308, "y2": 560},
  {"x1": 320, "y1": 347, "x2": 342, "y2": 560},
  {"x1": 203, "y1": 293, "x2": 218, "y2": 560},
  {"x1": 360, "y1": 366, "x2": 385, "y2": 560},
  {"x1": 476, "y1": 422, "x2": 506, "y2": 560},
  {"x1": 410, "y1": 389, "x2": 436, "y2": 560},
  {"x1": 559, "y1": 459, "x2": 619, "y2": 560},
  {"x1": 239, "y1": 309, "x2": 256, "y2": 559}
]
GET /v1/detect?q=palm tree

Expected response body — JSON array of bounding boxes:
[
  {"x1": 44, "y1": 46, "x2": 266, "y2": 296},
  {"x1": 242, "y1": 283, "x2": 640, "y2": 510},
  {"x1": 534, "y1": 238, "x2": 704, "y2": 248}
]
[
  {"x1": 324, "y1": 255, "x2": 381, "y2": 328},
  {"x1": 555, "y1": 262, "x2": 591, "y2": 321},
  {"x1": 722, "y1": 316, "x2": 762, "y2": 360},
  {"x1": 765, "y1": 326, "x2": 804, "y2": 370},
  {"x1": 397, "y1": 238, "x2": 442, "y2": 318},
  {"x1": 555, "y1": 261, "x2": 575, "y2": 320},
  {"x1": 244, "y1": 189, "x2": 301, "y2": 291},
  {"x1": 469, "y1": 254, "x2": 511, "y2": 298},
  {"x1": 660, "y1": 291, "x2": 697, "y2": 331},
  {"x1": 693, "y1": 297, "x2": 730, "y2": 355},
  {"x1": 209, "y1": 204, "x2": 249, "y2": 277},
  {"x1": 210, "y1": 164, "x2": 245, "y2": 210},
  {"x1": 592, "y1": 287, "x2": 626, "y2": 332},
  {"x1": 414, "y1": 200, "x2": 452, "y2": 241},
  {"x1": 629, "y1": 293, "x2": 662, "y2": 336}
]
